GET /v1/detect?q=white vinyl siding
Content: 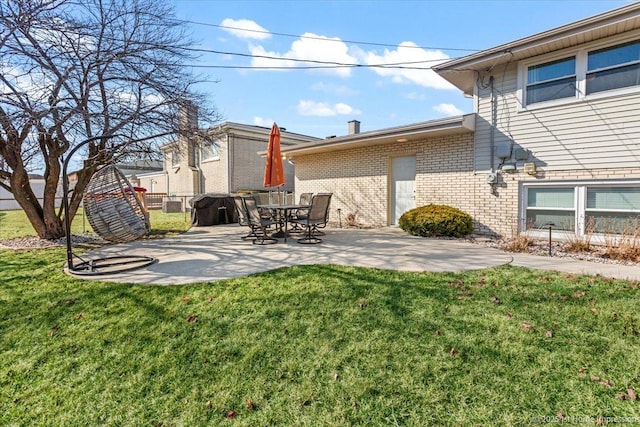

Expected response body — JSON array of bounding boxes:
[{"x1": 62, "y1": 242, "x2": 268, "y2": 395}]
[{"x1": 473, "y1": 33, "x2": 640, "y2": 173}]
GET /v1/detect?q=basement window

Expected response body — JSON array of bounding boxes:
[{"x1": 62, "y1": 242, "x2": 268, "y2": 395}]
[{"x1": 522, "y1": 181, "x2": 640, "y2": 239}]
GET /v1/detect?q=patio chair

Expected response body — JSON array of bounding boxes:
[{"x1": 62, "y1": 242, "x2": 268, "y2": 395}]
[
  {"x1": 311, "y1": 192, "x2": 333, "y2": 236},
  {"x1": 233, "y1": 195, "x2": 261, "y2": 240},
  {"x1": 299, "y1": 192, "x2": 313, "y2": 206},
  {"x1": 288, "y1": 192, "x2": 313, "y2": 233},
  {"x1": 290, "y1": 193, "x2": 332, "y2": 244},
  {"x1": 244, "y1": 196, "x2": 278, "y2": 245}
]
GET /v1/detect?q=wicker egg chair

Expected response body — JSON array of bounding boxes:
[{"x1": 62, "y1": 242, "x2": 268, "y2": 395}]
[{"x1": 83, "y1": 164, "x2": 150, "y2": 243}]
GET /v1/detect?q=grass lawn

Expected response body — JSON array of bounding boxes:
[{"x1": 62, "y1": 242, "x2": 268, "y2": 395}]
[
  {"x1": 1, "y1": 245, "x2": 640, "y2": 425},
  {"x1": 0, "y1": 209, "x2": 191, "y2": 240}
]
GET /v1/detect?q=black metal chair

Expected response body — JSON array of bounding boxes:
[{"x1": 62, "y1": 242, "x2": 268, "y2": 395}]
[
  {"x1": 244, "y1": 196, "x2": 278, "y2": 245},
  {"x1": 233, "y1": 195, "x2": 260, "y2": 240},
  {"x1": 291, "y1": 193, "x2": 332, "y2": 244},
  {"x1": 311, "y1": 192, "x2": 333, "y2": 236},
  {"x1": 289, "y1": 192, "x2": 313, "y2": 233}
]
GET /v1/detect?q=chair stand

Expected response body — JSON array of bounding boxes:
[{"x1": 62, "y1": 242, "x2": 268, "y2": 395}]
[
  {"x1": 297, "y1": 236, "x2": 322, "y2": 244},
  {"x1": 253, "y1": 234, "x2": 278, "y2": 245},
  {"x1": 297, "y1": 226, "x2": 322, "y2": 244},
  {"x1": 240, "y1": 225, "x2": 261, "y2": 240}
]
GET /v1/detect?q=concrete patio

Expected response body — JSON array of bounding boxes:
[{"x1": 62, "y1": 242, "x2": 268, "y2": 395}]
[{"x1": 68, "y1": 224, "x2": 640, "y2": 285}]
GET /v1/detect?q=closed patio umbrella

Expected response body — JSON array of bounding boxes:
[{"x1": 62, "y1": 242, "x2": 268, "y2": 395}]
[{"x1": 264, "y1": 123, "x2": 285, "y2": 201}]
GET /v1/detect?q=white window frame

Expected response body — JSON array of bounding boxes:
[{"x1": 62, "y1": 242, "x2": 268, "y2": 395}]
[
  {"x1": 517, "y1": 31, "x2": 640, "y2": 112},
  {"x1": 523, "y1": 185, "x2": 578, "y2": 232},
  {"x1": 520, "y1": 180, "x2": 640, "y2": 243},
  {"x1": 171, "y1": 148, "x2": 180, "y2": 168},
  {"x1": 524, "y1": 56, "x2": 578, "y2": 106},
  {"x1": 201, "y1": 138, "x2": 221, "y2": 163}
]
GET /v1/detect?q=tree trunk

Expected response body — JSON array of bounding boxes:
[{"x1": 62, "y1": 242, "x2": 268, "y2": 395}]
[
  {"x1": 41, "y1": 134, "x2": 66, "y2": 239},
  {"x1": 10, "y1": 165, "x2": 66, "y2": 239}
]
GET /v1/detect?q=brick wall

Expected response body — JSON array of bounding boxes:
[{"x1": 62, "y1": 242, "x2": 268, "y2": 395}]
[
  {"x1": 294, "y1": 133, "x2": 476, "y2": 228},
  {"x1": 200, "y1": 135, "x2": 229, "y2": 194},
  {"x1": 293, "y1": 133, "x2": 640, "y2": 237},
  {"x1": 475, "y1": 167, "x2": 640, "y2": 238}
]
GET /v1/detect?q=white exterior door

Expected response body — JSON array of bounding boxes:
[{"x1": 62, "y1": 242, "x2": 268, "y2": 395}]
[{"x1": 391, "y1": 156, "x2": 416, "y2": 225}]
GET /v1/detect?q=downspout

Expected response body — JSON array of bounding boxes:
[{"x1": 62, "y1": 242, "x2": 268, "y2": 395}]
[
  {"x1": 489, "y1": 75, "x2": 496, "y2": 172},
  {"x1": 165, "y1": 169, "x2": 170, "y2": 196},
  {"x1": 227, "y1": 134, "x2": 233, "y2": 194}
]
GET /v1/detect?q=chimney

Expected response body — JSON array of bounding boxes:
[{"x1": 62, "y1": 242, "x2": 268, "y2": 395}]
[
  {"x1": 178, "y1": 101, "x2": 198, "y2": 132},
  {"x1": 178, "y1": 101, "x2": 198, "y2": 168},
  {"x1": 348, "y1": 120, "x2": 360, "y2": 135}
]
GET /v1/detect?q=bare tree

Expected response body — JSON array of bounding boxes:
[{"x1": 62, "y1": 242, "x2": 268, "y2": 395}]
[{"x1": 0, "y1": 0, "x2": 218, "y2": 239}]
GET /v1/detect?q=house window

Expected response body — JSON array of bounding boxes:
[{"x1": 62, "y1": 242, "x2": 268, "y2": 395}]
[
  {"x1": 526, "y1": 57, "x2": 576, "y2": 105},
  {"x1": 522, "y1": 182, "x2": 640, "y2": 237},
  {"x1": 520, "y1": 38, "x2": 640, "y2": 108},
  {"x1": 586, "y1": 40, "x2": 640, "y2": 95},
  {"x1": 585, "y1": 186, "x2": 640, "y2": 233},
  {"x1": 201, "y1": 139, "x2": 220, "y2": 161},
  {"x1": 525, "y1": 187, "x2": 575, "y2": 231},
  {"x1": 171, "y1": 148, "x2": 180, "y2": 168}
]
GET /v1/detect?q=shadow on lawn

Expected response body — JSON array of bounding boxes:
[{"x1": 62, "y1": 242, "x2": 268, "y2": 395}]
[{"x1": 244, "y1": 264, "x2": 463, "y2": 325}]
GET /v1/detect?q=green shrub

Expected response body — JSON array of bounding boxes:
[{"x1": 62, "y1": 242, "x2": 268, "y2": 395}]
[{"x1": 399, "y1": 204, "x2": 473, "y2": 238}]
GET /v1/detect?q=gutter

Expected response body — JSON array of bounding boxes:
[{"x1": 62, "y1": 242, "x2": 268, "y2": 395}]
[
  {"x1": 435, "y1": 2, "x2": 640, "y2": 72},
  {"x1": 280, "y1": 114, "x2": 475, "y2": 157}
]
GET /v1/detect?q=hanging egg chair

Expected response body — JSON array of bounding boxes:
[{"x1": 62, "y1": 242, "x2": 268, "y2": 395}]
[
  {"x1": 83, "y1": 164, "x2": 150, "y2": 243},
  {"x1": 62, "y1": 135, "x2": 157, "y2": 277}
]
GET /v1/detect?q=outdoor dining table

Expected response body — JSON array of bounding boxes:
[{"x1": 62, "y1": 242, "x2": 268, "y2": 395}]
[{"x1": 258, "y1": 203, "x2": 310, "y2": 243}]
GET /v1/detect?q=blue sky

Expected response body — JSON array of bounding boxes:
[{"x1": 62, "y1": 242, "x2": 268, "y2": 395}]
[{"x1": 173, "y1": 0, "x2": 631, "y2": 138}]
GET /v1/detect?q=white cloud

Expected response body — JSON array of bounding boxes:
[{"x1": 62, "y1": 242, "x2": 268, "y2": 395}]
[
  {"x1": 404, "y1": 92, "x2": 426, "y2": 100},
  {"x1": 253, "y1": 116, "x2": 275, "y2": 127},
  {"x1": 311, "y1": 82, "x2": 357, "y2": 96},
  {"x1": 221, "y1": 18, "x2": 271, "y2": 40},
  {"x1": 250, "y1": 32, "x2": 357, "y2": 77},
  {"x1": 433, "y1": 103, "x2": 464, "y2": 116},
  {"x1": 247, "y1": 45, "x2": 295, "y2": 70},
  {"x1": 359, "y1": 41, "x2": 456, "y2": 89},
  {"x1": 296, "y1": 100, "x2": 361, "y2": 117}
]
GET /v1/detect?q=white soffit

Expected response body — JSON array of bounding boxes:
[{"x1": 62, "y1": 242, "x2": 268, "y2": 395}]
[{"x1": 435, "y1": 3, "x2": 640, "y2": 95}]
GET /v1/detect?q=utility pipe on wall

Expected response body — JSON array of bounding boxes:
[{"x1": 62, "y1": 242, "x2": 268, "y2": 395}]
[{"x1": 489, "y1": 75, "x2": 496, "y2": 172}]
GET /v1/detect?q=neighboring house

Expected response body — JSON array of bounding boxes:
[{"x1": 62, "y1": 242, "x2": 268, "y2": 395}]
[
  {"x1": 0, "y1": 174, "x2": 64, "y2": 210},
  {"x1": 0, "y1": 160, "x2": 160, "y2": 211},
  {"x1": 138, "y1": 107, "x2": 320, "y2": 199},
  {"x1": 117, "y1": 159, "x2": 163, "y2": 179},
  {"x1": 282, "y1": 3, "x2": 640, "y2": 241}
]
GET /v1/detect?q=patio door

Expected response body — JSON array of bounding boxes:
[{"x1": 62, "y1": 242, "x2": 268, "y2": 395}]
[{"x1": 391, "y1": 155, "x2": 416, "y2": 225}]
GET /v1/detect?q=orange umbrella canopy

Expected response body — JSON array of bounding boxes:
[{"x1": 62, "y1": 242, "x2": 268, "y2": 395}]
[{"x1": 264, "y1": 123, "x2": 285, "y2": 188}]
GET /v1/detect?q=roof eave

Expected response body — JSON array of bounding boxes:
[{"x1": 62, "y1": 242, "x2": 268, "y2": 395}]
[
  {"x1": 281, "y1": 114, "x2": 475, "y2": 157},
  {"x1": 434, "y1": 2, "x2": 640, "y2": 95}
]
